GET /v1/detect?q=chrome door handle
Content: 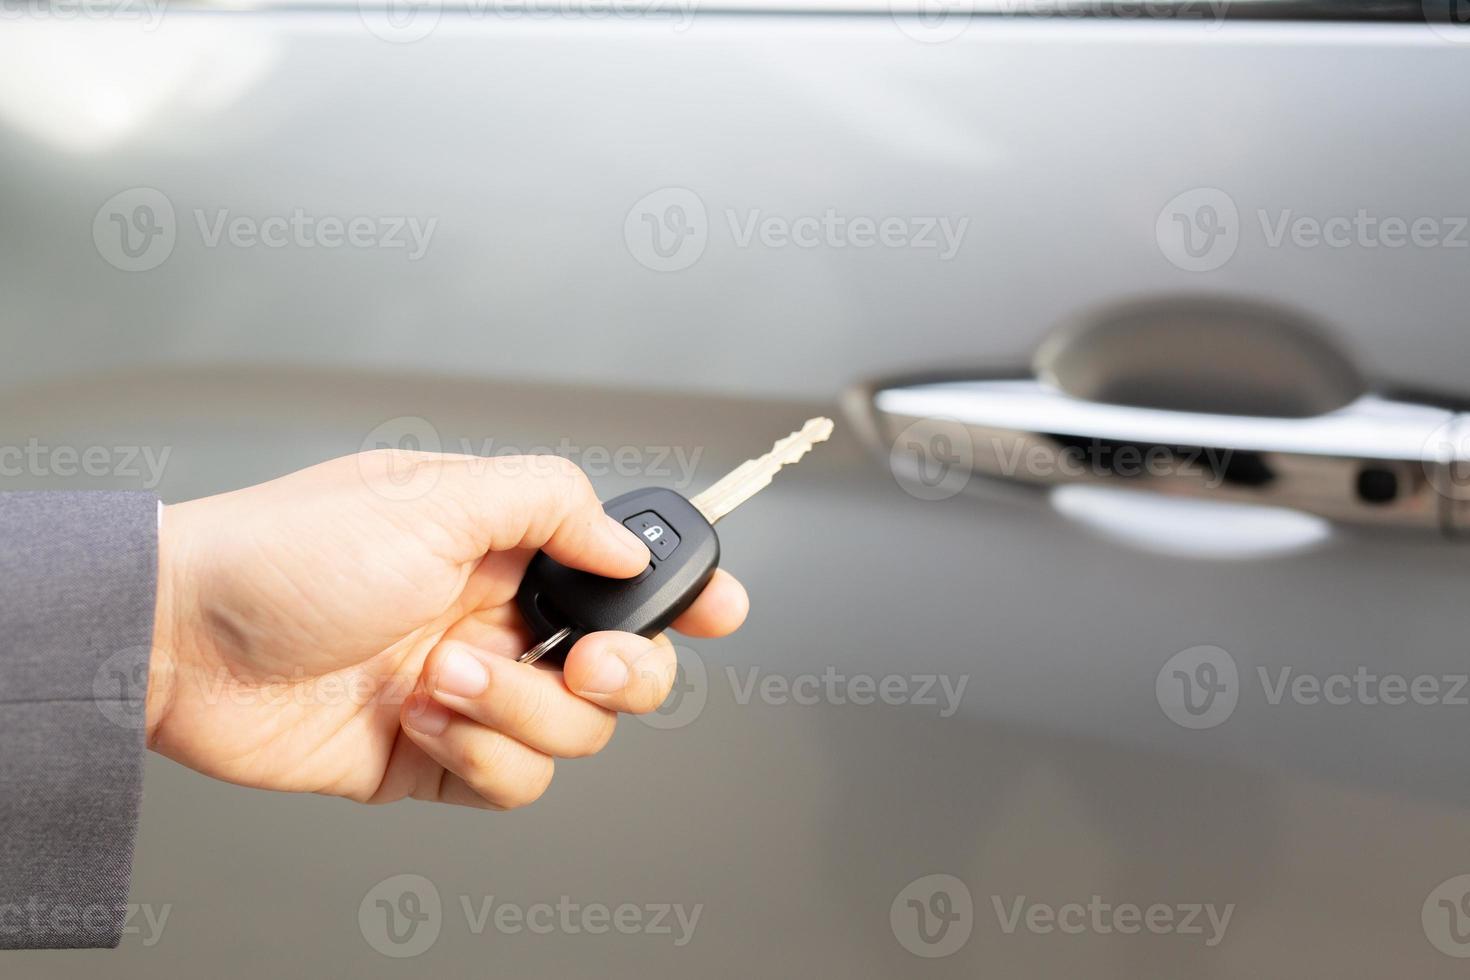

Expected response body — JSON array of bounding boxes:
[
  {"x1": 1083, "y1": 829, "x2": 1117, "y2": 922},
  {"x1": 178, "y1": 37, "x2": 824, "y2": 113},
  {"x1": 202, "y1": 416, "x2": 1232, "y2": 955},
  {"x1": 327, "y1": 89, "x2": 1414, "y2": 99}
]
[{"x1": 855, "y1": 375, "x2": 1470, "y2": 532}]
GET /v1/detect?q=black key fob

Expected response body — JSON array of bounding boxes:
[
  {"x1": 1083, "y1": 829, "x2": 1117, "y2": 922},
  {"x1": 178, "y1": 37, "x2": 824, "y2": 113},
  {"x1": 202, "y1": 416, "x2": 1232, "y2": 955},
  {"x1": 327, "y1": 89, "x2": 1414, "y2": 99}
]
[{"x1": 515, "y1": 487, "x2": 719, "y2": 665}]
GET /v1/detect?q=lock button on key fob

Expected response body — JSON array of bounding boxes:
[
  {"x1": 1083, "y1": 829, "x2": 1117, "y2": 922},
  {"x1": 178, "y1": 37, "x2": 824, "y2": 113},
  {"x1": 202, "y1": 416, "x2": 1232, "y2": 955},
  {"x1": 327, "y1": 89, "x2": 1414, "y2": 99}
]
[
  {"x1": 623, "y1": 510, "x2": 680, "y2": 561},
  {"x1": 515, "y1": 487, "x2": 718, "y2": 665}
]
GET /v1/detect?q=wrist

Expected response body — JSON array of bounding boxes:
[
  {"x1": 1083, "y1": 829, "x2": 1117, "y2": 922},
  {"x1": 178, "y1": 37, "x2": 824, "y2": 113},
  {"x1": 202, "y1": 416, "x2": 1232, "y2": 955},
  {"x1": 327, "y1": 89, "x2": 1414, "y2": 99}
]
[{"x1": 146, "y1": 503, "x2": 181, "y2": 746}]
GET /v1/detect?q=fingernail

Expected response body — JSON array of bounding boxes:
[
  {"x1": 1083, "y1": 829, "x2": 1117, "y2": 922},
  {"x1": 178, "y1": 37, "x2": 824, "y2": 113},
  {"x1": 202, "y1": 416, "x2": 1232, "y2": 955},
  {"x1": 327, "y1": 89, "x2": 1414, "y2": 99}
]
[
  {"x1": 578, "y1": 650, "x2": 630, "y2": 694},
  {"x1": 606, "y1": 515, "x2": 650, "y2": 559},
  {"x1": 436, "y1": 646, "x2": 489, "y2": 699},
  {"x1": 405, "y1": 696, "x2": 451, "y2": 736}
]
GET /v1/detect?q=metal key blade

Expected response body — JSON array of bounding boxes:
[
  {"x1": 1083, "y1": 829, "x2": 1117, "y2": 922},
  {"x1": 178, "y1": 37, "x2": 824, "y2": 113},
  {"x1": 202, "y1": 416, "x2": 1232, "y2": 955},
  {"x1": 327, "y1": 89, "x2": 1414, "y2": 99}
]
[{"x1": 689, "y1": 416, "x2": 834, "y2": 525}]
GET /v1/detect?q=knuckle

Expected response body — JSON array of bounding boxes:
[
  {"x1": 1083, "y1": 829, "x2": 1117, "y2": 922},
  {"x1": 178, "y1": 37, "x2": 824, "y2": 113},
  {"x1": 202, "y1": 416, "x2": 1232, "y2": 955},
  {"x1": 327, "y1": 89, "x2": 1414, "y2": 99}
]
[
  {"x1": 441, "y1": 775, "x2": 505, "y2": 812},
  {"x1": 457, "y1": 733, "x2": 511, "y2": 778},
  {"x1": 544, "y1": 454, "x2": 582, "y2": 480},
  {"x1": 512, "y1": 453, "x2": 583, "y2": 487},
  {"x1": 487, "y1": 756, "x2": 555, "y2": 810},
  {"x1": 453, "y1": 735, "x2": 555, "y2": 811},
  {"x1": 561, "y1": 465, "x2": 597, "y2": 513},
  {"x1": 506, "y1": 454, "x2": 595, "y2": 546},
  {"x1": 547, "y1": 455, "x2": 596, "y2": 504},
  {"x1": 565, "y1": 711, "x2": 618, "y2": 759},
  {"x1": 363, "y1": 447, "x2": 438, "y2": 478},
  {"x1": 503, "y1": 675, "x2": 556, "y2": 734}
]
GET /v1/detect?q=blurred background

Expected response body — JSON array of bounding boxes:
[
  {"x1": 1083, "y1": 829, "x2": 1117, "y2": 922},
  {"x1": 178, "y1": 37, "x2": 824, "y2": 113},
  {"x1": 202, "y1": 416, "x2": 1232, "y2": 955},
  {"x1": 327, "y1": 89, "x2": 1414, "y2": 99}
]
[{"x1": 5, "y1": 1, "x2": 1470, "y2": 975}]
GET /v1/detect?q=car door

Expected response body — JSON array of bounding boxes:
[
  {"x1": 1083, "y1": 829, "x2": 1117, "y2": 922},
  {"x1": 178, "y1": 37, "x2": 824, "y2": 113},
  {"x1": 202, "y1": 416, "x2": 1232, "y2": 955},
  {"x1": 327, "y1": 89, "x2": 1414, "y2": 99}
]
[{"x1": 3, "y1": 1, "x2": 1469, "y2": 975}]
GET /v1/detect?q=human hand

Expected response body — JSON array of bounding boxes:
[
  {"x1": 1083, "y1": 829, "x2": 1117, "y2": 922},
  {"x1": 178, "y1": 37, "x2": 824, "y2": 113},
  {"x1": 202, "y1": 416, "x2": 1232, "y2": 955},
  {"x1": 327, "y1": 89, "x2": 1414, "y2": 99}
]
[{"x1": 146, "y1": 451, "x2": 747, "y2": 809}]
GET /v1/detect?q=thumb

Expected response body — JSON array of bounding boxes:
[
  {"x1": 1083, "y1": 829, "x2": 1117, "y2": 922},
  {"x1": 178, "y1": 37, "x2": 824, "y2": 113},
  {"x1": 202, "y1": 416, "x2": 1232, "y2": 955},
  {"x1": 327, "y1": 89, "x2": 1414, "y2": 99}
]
[{"x1": 385, "y1": 452, "x2": 651, "y2": 578}]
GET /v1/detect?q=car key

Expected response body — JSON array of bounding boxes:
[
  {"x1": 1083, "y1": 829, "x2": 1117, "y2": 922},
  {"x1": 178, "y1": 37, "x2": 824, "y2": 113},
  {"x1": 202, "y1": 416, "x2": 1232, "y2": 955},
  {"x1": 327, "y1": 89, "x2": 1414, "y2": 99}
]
[{"x1": 515, "y1": 416, "x2": 834, "y2": 666}]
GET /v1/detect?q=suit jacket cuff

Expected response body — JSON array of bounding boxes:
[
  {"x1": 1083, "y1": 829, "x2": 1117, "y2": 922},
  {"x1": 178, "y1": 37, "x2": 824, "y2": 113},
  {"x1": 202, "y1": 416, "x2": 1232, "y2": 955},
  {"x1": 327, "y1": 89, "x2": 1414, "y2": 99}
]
[{"x1": 0, "y1": 491, "x2": 158, "y2": 949}]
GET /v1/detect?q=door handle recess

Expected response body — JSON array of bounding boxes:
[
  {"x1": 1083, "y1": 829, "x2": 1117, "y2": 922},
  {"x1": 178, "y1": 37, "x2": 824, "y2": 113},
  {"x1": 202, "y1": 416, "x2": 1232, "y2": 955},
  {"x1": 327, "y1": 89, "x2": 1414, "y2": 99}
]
[{"x1": 859, "y1": 376, "x2": 1470, "y2": 533}]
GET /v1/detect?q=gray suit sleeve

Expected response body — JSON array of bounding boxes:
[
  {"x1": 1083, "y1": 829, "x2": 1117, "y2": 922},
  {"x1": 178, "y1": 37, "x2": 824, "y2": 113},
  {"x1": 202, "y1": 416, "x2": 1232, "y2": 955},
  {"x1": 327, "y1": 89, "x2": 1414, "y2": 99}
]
[{"x1": 0, "y1": 492, "x2": 158, "y2": 949}]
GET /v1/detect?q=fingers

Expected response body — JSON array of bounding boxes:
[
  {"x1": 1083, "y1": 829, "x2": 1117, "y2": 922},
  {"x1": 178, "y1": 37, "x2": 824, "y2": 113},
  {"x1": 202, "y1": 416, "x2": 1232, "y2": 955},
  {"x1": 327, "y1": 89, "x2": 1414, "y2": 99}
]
[
  {"x1": 670, "y1": 569, "x2": 749, "y2": 638},
  {"x1": 400, "y1": 694, "x2": 555, "y2": 810},
  {"x1": 401, "y1": 629, "x2": 678, "y2": 810},
  {"x1": 387, "y1": 452, "x2": 650, "y2": 579},
  {"x1": 562, "y1": 631, "x2": 679, "y2": 714},
  {"x1": 422, "y1": 641, "x2": 617, "y2": 758}
]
